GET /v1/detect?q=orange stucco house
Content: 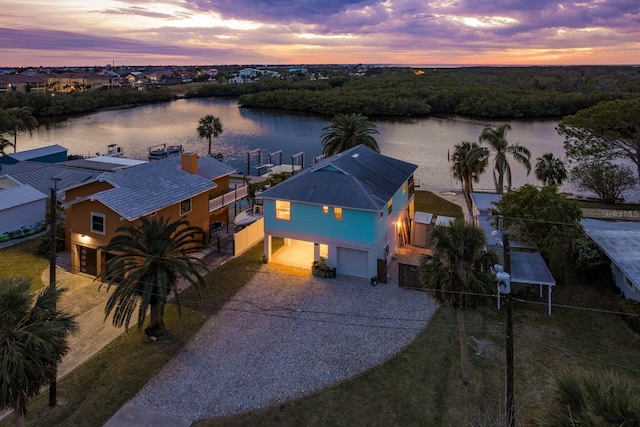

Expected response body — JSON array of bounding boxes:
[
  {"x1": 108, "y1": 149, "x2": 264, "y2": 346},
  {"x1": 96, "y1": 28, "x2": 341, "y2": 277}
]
[{"x1": 62, "y1": 152, "x2": 238, "y2": 276}]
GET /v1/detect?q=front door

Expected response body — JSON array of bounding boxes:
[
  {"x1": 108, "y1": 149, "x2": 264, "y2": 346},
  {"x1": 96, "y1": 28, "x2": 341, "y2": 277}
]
[{"x1": 79, "y1": 246, "x2": 98, "y2": 276}]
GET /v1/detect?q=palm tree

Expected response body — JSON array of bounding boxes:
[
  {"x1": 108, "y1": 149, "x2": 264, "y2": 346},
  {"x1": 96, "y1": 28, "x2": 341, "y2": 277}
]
[
  {"x1": 197, "y1": 115, "x2": 223, "y2": 156},
  {"x1": 536, "y1": 369, "x2": 640, "y2": 426},
  {"x1": 320, "y1": 113, "x2": 380, "y2": 157},
  {"x1": 451, "y1": 141, "x2": 489, "y2": 210},
  {"x1": 99, "y1": 216, "x2": 208, "y2": 337},
  {"x1": 0, "y1": 135, "x2": 14, "y2": 157},
  {"x1": 479, "y1": 123, "x2": 531, "y2": 194},
  {"x1": 0, "y1": 278, "x2": 77, "y2": 427},
  {"x1": 535, "y1": 153, "x2": 567, "y2": 186},
  {"x1": 0, "y1": 107, "x2": 38, "y2": 154},
  {"x1": 418, "y1": 220, "x2": 498, "y2": 385}
]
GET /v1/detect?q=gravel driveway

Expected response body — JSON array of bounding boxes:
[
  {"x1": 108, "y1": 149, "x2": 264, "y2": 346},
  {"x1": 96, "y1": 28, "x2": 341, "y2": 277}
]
[{"x1": 129, "y1": 263, "x2": 437, "y2": 422}]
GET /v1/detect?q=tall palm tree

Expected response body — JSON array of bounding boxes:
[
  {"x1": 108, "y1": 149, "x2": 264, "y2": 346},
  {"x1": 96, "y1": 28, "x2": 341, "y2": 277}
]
[
  {"x1": 0, "y1": 135, "x2": 14, "y2": 157},
  {"x1": 451, "y1": 141, "x2": 489, "y2": 209},
  {"x1": 418, "y1": 220, "x2": 498, "y2": 385},
  {"x1": 535, "y1": 152, "x2": 567, "y2": 186},
  {"x1": 0, "y1": 278, "x2": 77, "y2": 427},
  {"x1": 0, "y1": 107, "x2": 38, "y2": 154},
  {"x1": 320, "y1": 113, "x2": 380, "y2": 157},
  {"x1": 197, "y1": 115, "x2": 223, "y2": 156},
  {"x1": 536, "y1": 369, "x2": 640, "y2": 426},
  {"x1": 479, "y1": 123, "x2": 531, "y2": 194},
  {"x1": 100, "y1": 216, "x2": 208, "y2": 337}
]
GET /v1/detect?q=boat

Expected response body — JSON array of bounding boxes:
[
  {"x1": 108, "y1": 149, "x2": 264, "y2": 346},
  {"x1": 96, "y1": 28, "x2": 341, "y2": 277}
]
[
  {"x1": 148, "y1": 143, "x2": 183, "y2": 160},
  {"x1": 104, "y1": 144, "x2": 124, "y2": 157},
  {"x1": 233, "y1": 204, "x2": 264, "y2": 227}
]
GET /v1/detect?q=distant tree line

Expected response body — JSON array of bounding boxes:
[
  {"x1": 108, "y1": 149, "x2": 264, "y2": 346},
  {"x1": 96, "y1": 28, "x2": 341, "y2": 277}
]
[
  {"x1": 187, "y1": 66, "x2": 640, "y2": 118},
  {"x1": 0, "y1": 86, "x2": 173, "y2": 119}
]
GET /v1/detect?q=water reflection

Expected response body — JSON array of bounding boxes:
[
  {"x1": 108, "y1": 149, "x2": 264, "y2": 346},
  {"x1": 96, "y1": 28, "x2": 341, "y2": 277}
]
[{"x1": 19, "y1": 98, "x2": 564, "y2": 190}]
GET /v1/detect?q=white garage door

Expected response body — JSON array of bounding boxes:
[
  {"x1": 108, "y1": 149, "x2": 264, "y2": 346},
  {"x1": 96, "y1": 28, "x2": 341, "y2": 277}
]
[{"x1": 337, "y1": 247, "x2": 369, "y2": 278}]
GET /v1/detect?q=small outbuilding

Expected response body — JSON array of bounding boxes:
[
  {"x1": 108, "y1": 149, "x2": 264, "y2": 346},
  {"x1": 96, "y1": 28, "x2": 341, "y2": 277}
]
[{"x1": 411, "y1": 212, "x2": 433, "y2": 248}]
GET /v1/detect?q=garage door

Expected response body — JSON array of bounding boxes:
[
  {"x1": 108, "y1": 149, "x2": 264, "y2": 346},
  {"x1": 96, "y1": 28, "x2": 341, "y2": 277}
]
[{"x1": 337, "y1": 247, "x2": 369, "y2": 278}]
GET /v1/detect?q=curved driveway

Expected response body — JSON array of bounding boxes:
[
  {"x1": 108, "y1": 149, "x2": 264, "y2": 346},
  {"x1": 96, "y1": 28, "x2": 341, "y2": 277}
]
[{"x1": 127, "y1": 262, "x2": 437, "y2": 422}]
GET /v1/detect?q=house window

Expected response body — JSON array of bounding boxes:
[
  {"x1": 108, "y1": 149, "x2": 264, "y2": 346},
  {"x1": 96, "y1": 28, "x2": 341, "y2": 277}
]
[
  {"x1": 334, "y1": 207, "x2": 342, "y2": 220},
  {"x1": 90, "y1": 212, "x2": 105, "y2": 235},
  {"x1": 322, "y1": 205, "x2": 329, "y2": 214},
  {"x1": 388, "y1": 200, "x2": 393, "y2": 215},
  {"x1": 180, "y1": 198, "x2": 192, "y2": 215},
  {"x1": 276, "y1": 200, "x2": 291, "y2": 220},
  {"x1": 624, "y1": 276, "x2": 634, "y2": 290},
  {"x1": 402, "y1": 183, "x2": 407, "y2": 194}
]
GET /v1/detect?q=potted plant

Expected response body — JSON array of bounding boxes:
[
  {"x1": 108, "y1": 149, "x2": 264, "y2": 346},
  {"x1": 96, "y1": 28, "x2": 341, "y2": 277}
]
[{"x1": 312, "y1": 257, "x2": 336, "y2": 278}]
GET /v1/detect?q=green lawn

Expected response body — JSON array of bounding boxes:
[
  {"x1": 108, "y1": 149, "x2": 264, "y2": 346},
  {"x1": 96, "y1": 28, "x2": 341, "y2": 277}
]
[
  {"x1": 3, "y1": 192, "x2": 639, "y2": 426},
  {"x1": 0, "y1": 238, "x2": 49, "y2": 291},
  {"x1": 414, "y1": 191, "x2": 463, "y2": 219},
  {"x1": 195, "y1": 279, "x2": 640, "y2": 427}
]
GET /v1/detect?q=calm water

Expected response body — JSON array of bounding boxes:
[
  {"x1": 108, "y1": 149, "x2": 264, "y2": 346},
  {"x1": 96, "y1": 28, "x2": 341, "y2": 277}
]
[{"x1": 19, "y1": 98, "x2": 565, "y2": 192}]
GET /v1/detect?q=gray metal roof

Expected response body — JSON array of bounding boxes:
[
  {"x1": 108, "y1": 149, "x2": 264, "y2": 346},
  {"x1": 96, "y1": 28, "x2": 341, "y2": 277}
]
[
  {"x1": 91, "y1": 156, "x2": 216, "y2": 221},
  {"x1": 7, "y1": 144, "x2": 67, "y2": 161},
  {"x1": 510, "y1": 249, "x2": 556, "y2": 286},
  {"x1": 586, "y1": 228, "x2": 640, "y2": 288},
  {"x1": 470, "y1": 192, "x2": 500, "y2": 212},
  {"x1": 166, "y1": 155, "x2": 237, "y2": 181},
  {"x1": 0, "y1": 161, "x2": 101, "y2": 195},
  {"x1": 258, "y1": 145, "x2": 418, "y2": 211},
  {"x1": 0, "y1": 184, "x2": 47, "y2": 211},
  {"x1": 414, "y1": 212, "x2": 433, "y2": 225}
]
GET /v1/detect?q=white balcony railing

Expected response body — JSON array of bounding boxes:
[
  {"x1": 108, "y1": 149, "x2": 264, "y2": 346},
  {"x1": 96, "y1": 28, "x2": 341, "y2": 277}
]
[{"x1": 209, "y1": 185, "x2": 249, "y2": 213}]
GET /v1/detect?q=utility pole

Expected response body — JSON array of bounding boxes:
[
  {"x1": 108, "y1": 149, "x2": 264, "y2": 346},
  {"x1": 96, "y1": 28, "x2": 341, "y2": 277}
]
[
  {"x1": 502, "y1": 233, "x2": 515, "y2": 427},
  {"x1": 48, "y1": 179, "x2": 59, "y2": 407}
]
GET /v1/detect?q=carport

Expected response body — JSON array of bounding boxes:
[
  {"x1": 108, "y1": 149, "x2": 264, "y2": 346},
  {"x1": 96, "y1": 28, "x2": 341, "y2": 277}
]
[{"x1": 270, "y1": 239, "x2": 314, "y2": 270}]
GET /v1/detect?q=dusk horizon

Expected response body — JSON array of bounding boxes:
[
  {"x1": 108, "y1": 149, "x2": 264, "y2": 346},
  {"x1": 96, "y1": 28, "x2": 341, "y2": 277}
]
[{"x1": 2, "y1": 0, "x2": 638, "y2": 68}]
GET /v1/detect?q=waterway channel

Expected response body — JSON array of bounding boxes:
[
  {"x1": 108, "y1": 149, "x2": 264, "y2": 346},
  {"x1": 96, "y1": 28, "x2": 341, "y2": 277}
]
[{"x1": 18, "y1": 97, "x2": 566, "y2": 193}]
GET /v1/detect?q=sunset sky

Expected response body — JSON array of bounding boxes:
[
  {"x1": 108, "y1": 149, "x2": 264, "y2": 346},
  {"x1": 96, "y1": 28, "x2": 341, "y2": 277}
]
[{"x1": 1, "y1": 0, "x2": 638, "y2": 67}]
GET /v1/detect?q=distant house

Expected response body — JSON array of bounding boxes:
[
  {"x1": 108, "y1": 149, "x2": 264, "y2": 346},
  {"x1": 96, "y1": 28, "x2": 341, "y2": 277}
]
[
  {"x1": 62, "y1": 152, "x2": 239, "y2": 276},
  {"x1": 0, "y1": 144, "x2": 68, "y2": 167},
  {"x1": 584, "y1": 219, "x2": 640, "y2": 302},
  {"x1": 258, "y1": 145, "x2": 417, "y2": 279},
  {"x1": 470, "y1": 192, "x2": 556, "y2": 314},
  {"x1": 0, "y1": 73, "x2": 48, "y2": 93},
  {"x1": 0, "y1": 176, "x2": 47, "y2": 237}
]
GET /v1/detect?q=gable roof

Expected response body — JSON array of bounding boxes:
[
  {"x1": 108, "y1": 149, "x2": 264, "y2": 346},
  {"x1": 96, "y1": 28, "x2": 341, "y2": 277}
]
[
  {"x1": 5, "y1": 144, "x2": 67, "y2": 162},
  {"x1": 72, "y1": 156, "x2": 216, "y2": 221},
  {"x1": 258, "y1": 145, "x2": 417, "y2": 211},
  {"x1": 0, "y1": 184, "x2": 47, "y2": 211},
  {"x1": 0, "y1": 161, "x2": 102, "y2": 196},
  {"x1": 166, "y1": 155, "x2": 237, "y2": 181}
]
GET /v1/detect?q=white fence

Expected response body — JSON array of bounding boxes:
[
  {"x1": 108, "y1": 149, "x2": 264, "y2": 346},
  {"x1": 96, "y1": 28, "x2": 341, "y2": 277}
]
[{"x1": 234, "y1": 218, "x2": 264, "y2": 256}]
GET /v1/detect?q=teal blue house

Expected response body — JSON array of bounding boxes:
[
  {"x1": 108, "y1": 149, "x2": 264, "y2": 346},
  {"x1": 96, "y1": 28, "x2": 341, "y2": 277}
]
[{"x1": 258, "y1": 145, "x2": 418, "y2": 279}]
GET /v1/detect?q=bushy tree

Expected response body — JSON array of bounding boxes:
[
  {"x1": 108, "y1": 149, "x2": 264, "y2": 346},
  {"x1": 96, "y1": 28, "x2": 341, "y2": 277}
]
[
  {"x1": 494, "y1": 184, "x2": 583, "y2": 279},
  {"x1": 570, "y1": 161, "x2": 638, "y2": 204},
  {"x1": 558, "y1": 98, "x2": 640, "y2": 181}
]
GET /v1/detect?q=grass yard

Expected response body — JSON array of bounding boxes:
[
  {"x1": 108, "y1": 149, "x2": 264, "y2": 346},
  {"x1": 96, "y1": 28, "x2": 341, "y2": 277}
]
[
  {"x1": 3, "y1": 191, "x2": 639, "y2": 426},
  {"x1": 0, "y1": 244, "x2": 266, "y2": 427},
  {"x1": 0, "y1": 237, "x2": 49, "y2": 291},
  {"x1": 195, "y1": 276, "x2": 640, "y2": 426},
  {"x1": 414, "y1": 191, "x2": 464, "y2": 219}
]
